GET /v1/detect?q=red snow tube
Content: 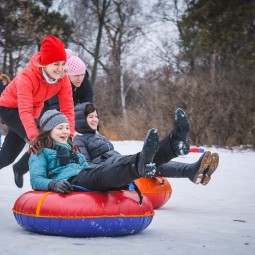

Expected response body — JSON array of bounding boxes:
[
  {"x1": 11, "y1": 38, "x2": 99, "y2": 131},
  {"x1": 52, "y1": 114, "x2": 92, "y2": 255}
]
[
  {"x1": 134, "y1": 177, "x2": 172, "y2": 209},
  {"x1": 12, "y1": 190, "x2": 154, "y2": 237}
]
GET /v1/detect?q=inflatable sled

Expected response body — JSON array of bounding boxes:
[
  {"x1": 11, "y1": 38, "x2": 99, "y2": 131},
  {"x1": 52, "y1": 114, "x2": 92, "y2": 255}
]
[
  {"x1": 135, "y1": 177, "x2": 172, "y2": 209},
  {"x1": 13, "y1": 190, "x2": 154, "y2": 237}
]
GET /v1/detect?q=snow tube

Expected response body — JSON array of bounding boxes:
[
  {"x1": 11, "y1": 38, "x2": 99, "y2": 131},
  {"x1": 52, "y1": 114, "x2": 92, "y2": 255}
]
[
  {"x1": 189, "y1": 147, "x2": 205, "y2": 153},
  {"x1": 134, "y1": 177, "x2": 172, "y2": 209},
  {"x1": 12, "y1": 190, "x2": 154, "y2": 237}
]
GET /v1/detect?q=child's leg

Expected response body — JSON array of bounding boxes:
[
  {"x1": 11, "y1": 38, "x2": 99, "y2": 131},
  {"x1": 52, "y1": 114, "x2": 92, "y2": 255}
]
[
  {"x1": 70, "y1": 155, "x2": 140, "y2": 191},
  {"x1": 153, "y1": 135, "x2": 176, "y2": 167},
  {"x1": 153, "y1": 108, "x2": 190, "y2": 166},
  {"x1": 70, "y1": 128, "x2": 159, "y2": 191}
]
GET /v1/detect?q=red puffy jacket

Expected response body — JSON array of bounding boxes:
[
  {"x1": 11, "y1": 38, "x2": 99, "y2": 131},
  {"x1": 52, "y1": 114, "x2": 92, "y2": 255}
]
[{"x1": 0, "y1": 53, "x2": 74, "y2": 141}]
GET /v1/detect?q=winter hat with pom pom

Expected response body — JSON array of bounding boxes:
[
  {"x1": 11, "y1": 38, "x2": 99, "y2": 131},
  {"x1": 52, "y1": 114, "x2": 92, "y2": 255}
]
[
  {"x1": 67, "y1": 56, "x2": 86, "y2": 76},
  {"x1": 40, "y1": 35, "x2": 67, "y2": 65}
]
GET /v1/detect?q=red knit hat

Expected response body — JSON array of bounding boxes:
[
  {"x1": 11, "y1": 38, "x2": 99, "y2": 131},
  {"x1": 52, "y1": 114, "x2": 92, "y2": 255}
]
[{"x1": 40, "y1": 35, "x2": 67, "y2": 65}]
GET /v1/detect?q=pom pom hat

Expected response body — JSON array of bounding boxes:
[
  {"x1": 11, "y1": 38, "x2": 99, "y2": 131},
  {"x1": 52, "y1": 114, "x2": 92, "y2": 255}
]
[
  {"x1": 40, "y1": 35, "x2": 67, "y2": 66},
  {"x1": 40, "y1": 110, "x2": 69, "y2": 131},
  {"x1": 67, "y1": 56, "x2": 86, "y2": 76}
]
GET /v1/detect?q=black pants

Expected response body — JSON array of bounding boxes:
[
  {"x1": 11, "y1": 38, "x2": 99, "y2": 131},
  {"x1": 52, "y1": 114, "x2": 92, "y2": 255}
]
[
  {"x1": 0, "y1": 107, "x2": 27, "y2": 169},
  {"x1": 69, "y1": 154, "x2": 140, "y2": 191},
  {"x1": 14, "y1": 132, "x2": 177, "y2": 177},
  {"x1": 69, "y1": 135, "x2": 177, "y2": 191},
  {"x1": 153, "y1": 133, "x2": 176, "y2": 167}
]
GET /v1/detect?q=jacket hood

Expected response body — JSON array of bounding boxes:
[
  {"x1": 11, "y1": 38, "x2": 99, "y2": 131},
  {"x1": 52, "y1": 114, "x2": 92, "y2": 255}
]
[{"x1": 74, "y1": 102, "x2": 96, "y2": 134}]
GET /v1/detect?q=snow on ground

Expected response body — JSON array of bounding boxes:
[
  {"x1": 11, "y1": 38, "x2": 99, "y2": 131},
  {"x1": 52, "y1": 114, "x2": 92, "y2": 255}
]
[{"x1": 0, "y1": 140, "x2": 254, "y2": 255}]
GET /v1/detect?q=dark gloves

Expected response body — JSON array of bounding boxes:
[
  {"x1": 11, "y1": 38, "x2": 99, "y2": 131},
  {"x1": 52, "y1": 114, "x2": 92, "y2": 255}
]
[{"x1": 48, "y1": 180, "x2": 74, "y2": 194}]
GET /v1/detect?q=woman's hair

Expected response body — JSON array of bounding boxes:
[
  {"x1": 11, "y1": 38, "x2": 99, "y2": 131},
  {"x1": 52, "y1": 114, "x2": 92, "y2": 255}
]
[
  {"x1": 29, "y1": 130, "x2": 79, "y2": 155},
  {"x1": 1, "y1": 73, "x2": 11, "y2": 84},
  {"x1": 85, "y1": 103, "x2": 97, "y2": 117}
]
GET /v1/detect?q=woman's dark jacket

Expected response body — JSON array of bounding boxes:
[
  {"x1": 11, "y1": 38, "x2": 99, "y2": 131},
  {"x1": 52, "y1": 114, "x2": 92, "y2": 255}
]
[
  {"x1": 42, "y1": 71, "x2": 93, "y2": 116},
  {"x1": 73, "y1": 102, "x2": 123, "y2": 168}
]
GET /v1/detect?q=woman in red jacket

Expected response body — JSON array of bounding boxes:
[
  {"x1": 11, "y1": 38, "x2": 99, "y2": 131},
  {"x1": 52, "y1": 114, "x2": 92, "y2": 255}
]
[{"x1": 0, "y1": 35, "x2": 74, "y2": 173}]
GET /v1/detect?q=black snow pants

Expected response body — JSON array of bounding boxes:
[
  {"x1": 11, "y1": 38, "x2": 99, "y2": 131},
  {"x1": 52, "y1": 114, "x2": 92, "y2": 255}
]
[
  {"x1": 69, "y1": 135, "x2": 177, "y2": 191},
  {"x1": 153, "y1": 134, "x2": 177, "y2": 167},
  {"x1": 0, "y1": 107, "x2": 27, "y2": 169},
  {"x1": 69, "y1": 154, "x2": 140, "y2": 191},
  {"x1": 13, "y1": 132, "x2": 178, "y2": 178}
]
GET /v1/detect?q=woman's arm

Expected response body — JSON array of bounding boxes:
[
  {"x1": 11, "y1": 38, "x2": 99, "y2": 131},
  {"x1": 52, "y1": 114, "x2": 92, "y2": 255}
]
[
  {"x1": 17, "y1": 73, "x2": 39, "y2": 140},
  {"x1": 73, "y1": 136, "x2": 92, "y2": 164},
  {"x1": 58, "y1": 76, "x2": 75, "y2": 136}
]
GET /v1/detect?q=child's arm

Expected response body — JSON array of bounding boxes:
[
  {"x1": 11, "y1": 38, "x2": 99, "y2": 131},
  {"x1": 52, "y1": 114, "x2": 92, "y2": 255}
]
[
  {"x1": 78, "y1": 152, "x2": 91, "y2": 169},
  {"x1": 29, "y1": 152, "x2": 52, "y2": 191}
]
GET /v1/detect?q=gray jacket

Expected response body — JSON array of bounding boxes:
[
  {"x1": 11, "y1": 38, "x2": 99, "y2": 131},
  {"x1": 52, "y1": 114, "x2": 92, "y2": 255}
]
[{"x1": 73, "y1": 103, "x2": 122, "y2": 168}]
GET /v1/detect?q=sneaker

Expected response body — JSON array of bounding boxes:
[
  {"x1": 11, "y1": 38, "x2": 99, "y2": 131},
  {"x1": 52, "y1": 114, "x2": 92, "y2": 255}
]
[
  {"x1": 201, "y1": 153, "x2": 219, "y2": 185},
  {"x1": 171, "y1": 108, "x2": 190, "y2": 156},
  {"x1": 138, "y1": 128, "x2": 159, "y2": 178},
  {"x1": 191, "y1": 151, "x2": 212, "y2": 184},
  {"x1": 13, "y1": 164, "x2": 24, "y2": 188}
]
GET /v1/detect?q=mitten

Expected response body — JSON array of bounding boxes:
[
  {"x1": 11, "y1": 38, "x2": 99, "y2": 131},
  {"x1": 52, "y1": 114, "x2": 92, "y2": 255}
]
[{"x1": 48, "y1": 180, "x2": 73, "y2": 194}]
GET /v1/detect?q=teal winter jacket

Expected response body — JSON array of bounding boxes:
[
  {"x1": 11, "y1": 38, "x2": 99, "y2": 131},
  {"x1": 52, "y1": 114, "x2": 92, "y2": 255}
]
[{"x1": 29, "y1": 142, "x2": 90, "y2": 191}]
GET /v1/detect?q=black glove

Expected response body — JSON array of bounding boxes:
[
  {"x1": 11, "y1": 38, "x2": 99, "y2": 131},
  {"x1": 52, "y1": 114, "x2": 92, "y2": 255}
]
[{"x1": 48, "y1": 180, "x2": 73, "y2": 194}]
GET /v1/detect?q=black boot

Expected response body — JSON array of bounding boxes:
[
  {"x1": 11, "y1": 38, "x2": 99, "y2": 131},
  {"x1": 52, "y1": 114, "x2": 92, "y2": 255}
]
[
  {"x1": 156, "y1": 151, "x2": 212, "y2": 184},
  {"x1": 170, "y1": 108, "x2": 190, "y2": 156},
  {"x1": 13, "y1": 152, "x2": 30, "y2": 188},
  {"x1": 137, "y1": 128, "x2": 159, "y2": 178}
]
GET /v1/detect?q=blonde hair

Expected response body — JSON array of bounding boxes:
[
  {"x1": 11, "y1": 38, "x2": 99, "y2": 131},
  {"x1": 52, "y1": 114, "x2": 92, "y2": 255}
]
[{"x1": 0, "y1": 73, "x2": 11, "y2": 85}]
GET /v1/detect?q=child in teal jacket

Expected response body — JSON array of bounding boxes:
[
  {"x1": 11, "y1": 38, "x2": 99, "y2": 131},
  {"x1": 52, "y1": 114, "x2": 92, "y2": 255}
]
[{"x1": 29, "y1": 109, "x2": 159, "y2": 194}]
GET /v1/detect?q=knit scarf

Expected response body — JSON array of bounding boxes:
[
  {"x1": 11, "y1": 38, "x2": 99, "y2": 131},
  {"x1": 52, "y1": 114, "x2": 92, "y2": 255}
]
[{"x1": 55, "y1": 142, "x2": 79, "y2": 166}]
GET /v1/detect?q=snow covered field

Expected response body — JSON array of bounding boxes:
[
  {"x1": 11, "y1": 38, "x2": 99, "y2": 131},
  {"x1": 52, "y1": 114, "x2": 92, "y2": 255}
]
[{"x1": 0, "y1": 140, "x2": 254, "y2": 255}]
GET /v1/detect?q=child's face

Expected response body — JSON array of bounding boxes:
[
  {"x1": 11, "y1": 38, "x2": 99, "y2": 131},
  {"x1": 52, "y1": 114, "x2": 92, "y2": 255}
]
[
  {"x1": 44, "y1": 61, "x2": 66, "y2": 80},
  {"x1": 50, "y1": 123, "x2": 70, "y2": 143},
  {"x1": 69, "y1": 74, "x2": 85, "y2": 88},
  {"x1": 86, "y1": 110, "x2": 99, "y2": 131}
]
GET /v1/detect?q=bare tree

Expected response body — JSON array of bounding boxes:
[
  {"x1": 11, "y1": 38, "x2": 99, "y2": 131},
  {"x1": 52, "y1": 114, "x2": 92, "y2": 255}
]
[
  {"x1": 103, "y1": 0, "x2": 144, "y2": 123},
  {"x1": 68, "y1": 0, "x2": 111, "y2": 86}
]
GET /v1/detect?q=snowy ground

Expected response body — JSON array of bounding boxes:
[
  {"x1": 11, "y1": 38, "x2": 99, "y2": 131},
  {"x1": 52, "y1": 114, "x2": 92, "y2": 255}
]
[{"x1": 0, "y1": 140, "x2": 254, "y2": 255}]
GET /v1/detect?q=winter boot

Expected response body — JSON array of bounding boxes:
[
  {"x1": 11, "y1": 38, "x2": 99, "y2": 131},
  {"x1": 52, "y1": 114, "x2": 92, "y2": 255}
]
[
  {"x1": 170, "y1": 108, "x2": 190, "y2": 156},
  {"x1": 13, "y1": 152, "x2": 30, "y2": 188},
  {"x1": 137, "y1": 128, "x2": 159, "y2": 178},
  {"x1": 156, "y1": 151, "x2": 212, "y2": 184},
  {"x1": 201, "y1": 153, "x2": 219, "y2": 185}
]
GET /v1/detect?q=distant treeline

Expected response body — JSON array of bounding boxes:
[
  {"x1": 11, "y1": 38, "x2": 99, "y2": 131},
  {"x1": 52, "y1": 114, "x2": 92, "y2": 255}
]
[{"x1": 0, "y1": 0, "x2": 254, "y2": 147}]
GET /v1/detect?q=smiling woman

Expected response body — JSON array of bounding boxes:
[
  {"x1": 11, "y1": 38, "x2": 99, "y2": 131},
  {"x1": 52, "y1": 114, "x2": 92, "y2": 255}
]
[{"x1": 0, "y1": 35, "x2": 75, "y2": 186}]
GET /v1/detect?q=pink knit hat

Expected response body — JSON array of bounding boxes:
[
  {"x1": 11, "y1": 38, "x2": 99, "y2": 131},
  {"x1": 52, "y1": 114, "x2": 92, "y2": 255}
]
[
  {"x1": 66, "y1": 56, "x2": 86, "y2": 75},
  {"x1": 65, "y1": 49, "x2": 72, "y2": 59}
]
